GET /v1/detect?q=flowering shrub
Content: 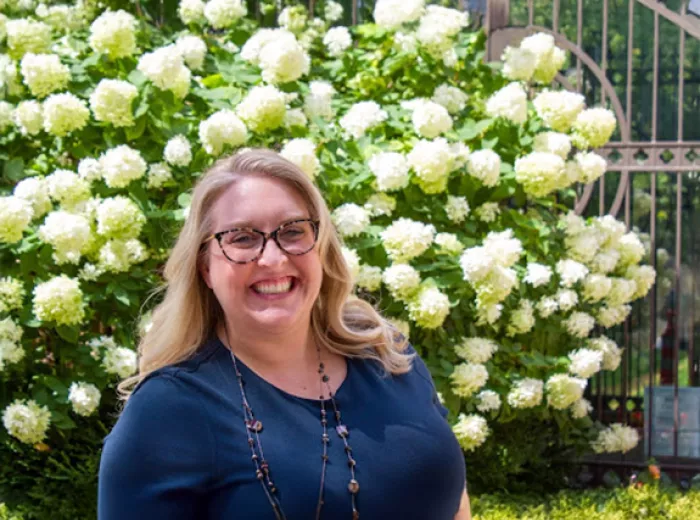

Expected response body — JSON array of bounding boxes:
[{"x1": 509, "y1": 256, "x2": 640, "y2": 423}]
[{"x1": 0, "y1": 0, "x2": 654, "y2": 512}]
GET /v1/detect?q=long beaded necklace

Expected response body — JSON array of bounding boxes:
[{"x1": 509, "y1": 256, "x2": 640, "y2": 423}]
[{"x1": 223, "y1": 329, "x2": 360, "y2": 520}]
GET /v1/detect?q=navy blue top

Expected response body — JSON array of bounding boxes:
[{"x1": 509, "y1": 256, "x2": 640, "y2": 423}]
[{"x1": 98, "y1": 338, "x2": 466, "y2": 519}]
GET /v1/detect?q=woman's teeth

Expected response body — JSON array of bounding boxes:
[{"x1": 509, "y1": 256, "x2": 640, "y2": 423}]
[{"x1": 252, "y1": 278, "x2": 293, "y2": 294}]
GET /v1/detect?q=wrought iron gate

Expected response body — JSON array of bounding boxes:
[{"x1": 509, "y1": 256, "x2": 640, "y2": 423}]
[{"x1": 485, "y1": 0, "x2": 700, "y2": 481}]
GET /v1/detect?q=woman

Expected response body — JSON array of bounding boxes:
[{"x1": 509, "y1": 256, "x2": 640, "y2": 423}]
[{"x1": 98, "y1": 149, "x2": 470, "y2": 519}]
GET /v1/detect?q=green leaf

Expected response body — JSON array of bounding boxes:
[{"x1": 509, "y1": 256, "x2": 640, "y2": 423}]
[
  {"x1": 3, "y1": 158, "x2": 24, "y2": 181},
  {"x1": 51, "y1": 410, "x2": 76, "y2": 430},
  {"x1": 56, "y1": 325, "x2": 80, "y2": 344}
]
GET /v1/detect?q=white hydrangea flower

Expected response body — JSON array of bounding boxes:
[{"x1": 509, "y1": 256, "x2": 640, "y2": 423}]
[
  {"x1": 0, "y1": 197, "x2": 30, "y2": 243},
  {"x1": 102, "y1": 346, "x2": 138, "y2": 378},
  {"x1": 617, "y1": 232, "x2": 645, "y2": 266},
  {"x1": 373, "y1": 0, "x2": 424, "y2": 29},
  {"x1": 283, "y1": 108, "x2": 307, "y2": 128},
  {"x1": 13, "y1": 176, "x2": 51, "y2": 218},
  {"x1": 146, "y1": 162, "x2": 173, "y2": 189},
  {"x1": 592, "y1": 423, "x2": 639, "y2": 454},
  {"x1": 323, "y1": 26, "x2": 351, "y2": 57},
  {"x1": 485, "y1": 82, "x2": 528, "y2": 124},
  {"x1": 45, "y1": 169, "x2": 90, "y2": 209},
  {"x1": 340, "y1": 246, "x2": 361, "y2": 280},
  {"x1": 450, "y1": 362, "x2": 488, "y2": 398},
  {"x1": 403, "y1": 99, "x2": 453, "y2": 138},
  {"x1": 501, "y1": 45, "x2": 536, "y2": 82},
  {"x1": 357, "y1": 265, "x2": 382, "y2": 292},
  {"x1": 606, "y1": 278, "x2": 637, "y2": 307},
  {"x1": 536, "y1": 297, "x2": 558, "y2": 318},
  {"x1": 592, "y1": 215, "x2": 627, "y2": 249},
  {"x1": 573, "y1": 151, "x2": 607, "y2": 184},
  {"x1": 565, "y1": 228, "x2": 601, "y2": 264},
  {"x1": 175, "y1": 34, "x2": 207, "y2": 70},
  {"x1": 408, "y1": 285, "x2": 450, "y2": 329},
  {"x1": 32, "y1": 275, "x2": 85, "y2": 325},
  {"x1": 42, "y1": 93, "x2": 90, "y2": 136},
  {"x1": 78, "y1": 262, "x2": 105, "y2": 282},
  {"x1": 590, "y1": 247, "x2": 621, "y2": 274},
  {"x1": 38, "y1": 210, "x2": 92, "y2": 264},
  {"x1": 533, "y1": 131, "x2": 571, "y2": 159},
  {"x1": 0, "y1": 335, "x2": 25, "y2": 370},
  {"x1": 2, "y1": 399, "x2": 51, "y2": 444},
  {"x1": 380, "y1": 218, "x2": 435, "y2": 262},
  {"x1": 199, "y1": 109, "x2": 248, "y2": 155},
  {"x1": 582, "y1": 273, "x2": 612, "y2": 302},
  {"x1": 280, "y1": 138, "x2": 320, "y2": 179},
  {"x1": 368, "y1": 152, "x2": 409, "y2": 192},
  {"x1": 519, "y1": 32, "x2": 566, "y2": 84},
  {"x1": 434, "y1": 232, "x2": 464, "y2": 255},
  {"x1": 163, "y1": 135, "x2": 192, "y2": 167},
  {"x1": 571, "y1": 108, "x2": 616, "y2": 149},
  {"x1": 325, "y1": 1, "x2": 344, "y2": 22},
  {"x1": 476, "y1": 301, "x2": 503, "y2": 326},
  {"x1": 0, "y1": 278, "x2": 25, "y2": 313},
  {"x1": 467, "y1": 149, "x2": 501, "y2": 187},
  {"x1": 137, "y1": 45, "x2": 191, "y2": 99},
  {"x1": 455, "y1": 337, "x2": 498, "y2": 364},
  {"x1": 13, "y1": 100, "x2": 43, "y2": 135},
  {"x1": 6, "y1": 19, "x2": 52, "y2": 58},
  {"x1": 394, "y1": 32, "x2": 418, "y2": 53},
  {"x1": 432, "y1": 84, "x2": 467, "y2": 114},
  {"x1": 407, "y1": 138, "x2": 454, "y2": 193},
  {"x1": 331, "y1": 203, "x2": 370, "y2": 237},
  {"x1": 88, "y1": 10, "x2": 137, "y2": 59},
  {"x1": 416, "y1": 6, "x2": 468, "y2": 58},
  {"x1": 179, "y1": 0, "x2": 206, "y2": 24},
  {"x1": 339, "y1": 101, "x2": 388, "y2": 139},
  {"x1": 89, "y1": 79, "x2": 138, "y2": 127},
  {"x1": 587, "y1": 335, "x2": 623, "y2": 371},
  {"x1": 570, "y1": 397, "x2": 593, "y2": 419},
  {"x1": 506, "y1": 299, "x2": 535, "y2": 336},
  {"x1": 483, "y1": 229, "x2": 523, "y2": 267},
  {"x1": 236, "y1": 85, "x2": 287, "y2": 133},
  {"x1": 564, "y1": 311, "x2": 596, "y2": 338},
  {"x1": 382, "y1": 263, "x2": 421, "y2": 301},
  {"x1": 20, "y1": 53, "x2": 70, "y2": 97},
  {"x1": 546, "y1": 373, "x2": 586, "y2": 410},
  {"x1": 568, "y1": 348, "x2": 604, "y2": 378},
  {"x1": 556, "y1": 259, "x2": 589, "y2": 287},
  {"x1": 278, "y1": 6, "x2": 307, "y2": 33},
  {"x1": 364, "y1": 193, "x2": 396, "y2": 217},
  {"x1": 0, "y1": 317, "x2": 23, "y2": 344},
  {"x1": 247, "y1": 29, "x2": 310, "y2": 84},
  {"x1": 96, "y1": 196, "x2": 146, "y2": 239},
  {"x1": 625, "y1": 264, "x2": 656, "y2": 299},
  {"x1": 533, "y1": 90, "x2": 585, "y2": 132},
  {"x1": 98, "y1": 238, "x2": 149, "y2": 273},
  {"x1": 476, "y1": 390, "x2": 501, "y2": 413},
  {"x1": 555, "y1": 288, "x2": 578, "y2": 311},
  {"x1": 453, "y1": 413, "x2": 490, "y2": 451},
  {"x1": 304, "y1": 80, "x2": 335, "y2": 119},
  {"x1": 99, "y1": 145, "x2": 147, "y2": 188},
  {"x1": 507, "y1": 378, "x2": 543, "y2": 408},
  {"x1": 68, "y1": 382, "x2": 101, "y2": 416},
  {"x1": 514, "y1": 152, "x2": 566, "y2": 197},
  {"x1": 204, "y1": 0, "x2": 247, "y2": 28},
  {"x1": 445, "y1": 195, "x2": 470, "y2": 223},
  {"x1": 523, "y1": 263, "x2": 552, "y2": 288}
]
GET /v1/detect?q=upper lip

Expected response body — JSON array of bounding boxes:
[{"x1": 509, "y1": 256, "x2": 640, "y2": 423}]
[{"x1": 249, "y1": 276, "x2": 296, "y2": 286}]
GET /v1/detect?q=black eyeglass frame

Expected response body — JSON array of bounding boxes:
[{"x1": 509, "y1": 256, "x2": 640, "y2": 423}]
[{"x1": 202, "y1": 218, "x2": 320, "y2": 264}]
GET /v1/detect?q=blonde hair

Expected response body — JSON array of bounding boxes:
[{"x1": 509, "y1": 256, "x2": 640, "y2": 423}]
[{"x1": 119, "y1": 148, "x2": 411, "y2": 398}]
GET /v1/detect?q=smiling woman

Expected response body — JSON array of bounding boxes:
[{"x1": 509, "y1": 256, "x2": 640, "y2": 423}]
[{"x1": 98, "y1": 149, "x2": 469, "y2": 520}]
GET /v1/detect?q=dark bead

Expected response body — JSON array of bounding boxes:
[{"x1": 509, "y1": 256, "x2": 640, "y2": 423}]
[
  {"x1": 348, "y1": 458, "x2": 356, "y2": 468},
  {"x1": 321, "y1": 409, "x2": 327, "y2": 416},
  {"x1": 319, "y1": 363, "x2": 325, "y2": 370},
  {"x1": 246, "y1": 419, "x2": 263, "y2": 433},
  {"x1": 322, "y1": 374, "x2": 330, "y2": 382},
  {"x1": 344, "y1": 446, "x2": 353, "y2": 453},
  {"x1": 336, "y1": 424, "x2": 349, "y2": 438},
  {"x1": 353, "y1": 511, "x2": 359, "y2": 520},
  {"x1": 321, "y1": 419, "x2": 328, "y2": 426},
  {"x1": 335, "y1": 411, "x2": 341, "y2": 421},
  {"x1": 261, "y1": 461, "x2": 269, "y2": 471},
  {"x1": 251, "y1": 454, "x2": 258, "y2": 461},
  {"x1": 270, "y1": 486, "x2": 277, "y2": 494},
  {"x1": 348, "y1": 479, "x2": 360, "y2": 494},
  {"x1": 319, "y1": 395, "x2": 324, "y2": 400},
  {"x1": 321, "y1": 454, "x2": 329, "y2": 461},
  {"x1": 248, "y1": 438, "x2": 255, "y2": 446},
  {"x1": 322, "y1": 433, "x2": 330, "y2": 443},
  {"x1": 256, "y1": 469, "x2": 264, "y2": 480}
]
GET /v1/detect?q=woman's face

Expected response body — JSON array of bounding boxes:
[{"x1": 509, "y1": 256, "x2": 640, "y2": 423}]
[{"x1": 201, "y1": 175, "x2": 324, "y2": 337}]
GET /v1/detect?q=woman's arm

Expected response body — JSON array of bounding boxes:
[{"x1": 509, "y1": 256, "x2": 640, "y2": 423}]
[{"x1": 454, "y1": 484, "x2": 471, "y2": 520}]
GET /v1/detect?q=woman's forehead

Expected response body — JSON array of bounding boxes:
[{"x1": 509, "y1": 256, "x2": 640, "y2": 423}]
[{"x1": 212, "y1": 176, "x2": 310, "y2": 228}]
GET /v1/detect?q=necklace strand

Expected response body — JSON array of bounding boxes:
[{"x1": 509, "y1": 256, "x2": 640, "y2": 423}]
[{"x1": 223, "y1": 331, "x2": 360, "y2": 519}]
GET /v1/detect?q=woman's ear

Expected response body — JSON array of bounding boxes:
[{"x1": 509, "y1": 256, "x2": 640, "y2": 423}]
[{"x1": 198, "y1": 255, "x2": 213, "y2": 289}]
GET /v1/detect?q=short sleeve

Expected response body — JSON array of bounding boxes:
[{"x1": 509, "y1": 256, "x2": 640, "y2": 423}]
[
  {"x1": 98, "y1": 374, "x2": 216, "y2": 520},
  {"x1": 407, "y1": 344, "x2": 450, "y2": 419}
]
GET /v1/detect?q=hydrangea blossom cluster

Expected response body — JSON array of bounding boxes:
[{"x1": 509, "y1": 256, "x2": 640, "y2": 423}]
[
  {"x1": 339, "y1": 101, "x2": 388, "y2": 139},
  {"x1": 6, "y1": 19, "x2": 52, "y2": 58},
  {"x1": 68, "y1": 382, "x2": 101, "y2": 416},
  {"x1": 96, "y1": 196, "x2": 147, "y2": 239},
  {"x1": 475, "y1": 390, "x2": 501, "y2": 413},
  {"x1": 241, "y1": 29, "x2": 309, "y2": 84},
  {"x1": 32, "y1": 275, "x2": 85, "y2": 325},
  {"x1": 591, "y1": 423, "x2": 639, "y2": 454},
  {"x1": 89, "y1": 79, "x2": 138, "y2": 127},
  {"x1": 486, "y1": 82, "x2": 528, "y2": 124},
  {"x1": 568, "y1": 348, "x2": 604, "y2": 378},
  {"x1": 199, "y1": 109, "x2": 248, "y2": 155},
  {"x1": 164, "y1": 135, "x2": 193, "y2": 167},
  {"x1": 466, "y1": 149, "x2": 501, "y2": 187},
  {"x1": 373, "y1": 0, "x2": 424, "y2": 29},
  {"x1": 137, "y1": 45, "x2": 191, "y2": 99},
  {"x1": 0, "y1": 277, "x2": 25, "y2": 313},
  {"x1": 402, "y1": 99, "x2": 453, "y2": 138},
  {"x1": 280, "y1": 138, "x2": 320, "y2": 179},
  {"x1": 236, "y1": 85, "x2": 287, "y2": 133},
  {"x1": 407, "y1": 138, "x2": 456, "y2": 193},
  {"x1": 88, "y1": 10, "x2": 137, "y2": 59},
  {"x1": 546, "y1": 374, "x2": 586, "y2": 410},
  {"x1": 175, "y1": 35, "x2": 207, "y2": 70},
  {"x1": 20, "y1": 53, "x2": 70, "y2": 98},
  {"x1": 42, "y1": 93, "x2": 90, "y2": 136},
  {"x1": 382, "y1": 263, "x2": 421, "y2": 301},
  {"x1": 2, "y1": 399, "x2": 51, "y2": 444},
  {"x1": 415, "y1": 5, "x2": 469, "y2": 64},
  {"x1": 455, "y1": 337, "x2": 498, "y2": 364},
  {"x1": 45, "y1": 169, "x2": 90, "y2": 209},
  {"x1": 0, "y1": 316, "x2": 25, "y2": 371},
  {"x1": 331, "y1": 203, "x2": 370, "y2": 237},
  {"x1": 368, "y1": 152, "x2": 410, "y2": 192},
  {"x1": 380, "y1": 218, "x2": 435, "y2": 262},
  {"x1": 204, "y1": 0, "x2": 247, "y2": 29},
  {"x1": 13, "y1": 100, "x2": 43, "y2": 135},
  {"x1": 304, "y1": 81, "x2": 335, "y2": 119},
  {"x1": 38, "y1": 210, "x2": 92, "y2": 264},
  {"x1": 0, "y1": 196, "x2": 33, "y2": 243},
  {"x1": 407, "y1": 285, "x2": 451, "y2": 328},
  {"x1": 102, "y1": 345, "x2": 138, "y2": 378},
  {"x1": 450, "y1": 362, "x2": 488, "y2": 398},
  {"x1": 507, "y1": 378, "x2": 544, "y2": 409},
  {"x1": 323, "y1": 27, "x2": 352, "y2": 57},
  {"x1": 453, "y1": 413, "x2": 490, "y2": 451},
  {"x1": 99, "y1": 146, "x2": 147, "y2": 188},
  {"x1": 432, "y1": 84, "x2": 468, "y2": 114}
]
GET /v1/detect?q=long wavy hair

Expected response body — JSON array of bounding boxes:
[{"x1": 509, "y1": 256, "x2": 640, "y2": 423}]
[{"x1": 119, "y1": 148, "x2": 411, "y2": 398}]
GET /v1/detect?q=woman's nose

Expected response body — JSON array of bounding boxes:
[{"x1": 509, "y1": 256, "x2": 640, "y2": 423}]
[{"x1": 257, "y1": 237, "x2": 287, "y2": 266}]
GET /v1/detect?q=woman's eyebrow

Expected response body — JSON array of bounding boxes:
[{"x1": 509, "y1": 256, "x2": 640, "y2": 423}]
[{"x1": 223, "y1": 215, "x2": 310, "y2": 228}]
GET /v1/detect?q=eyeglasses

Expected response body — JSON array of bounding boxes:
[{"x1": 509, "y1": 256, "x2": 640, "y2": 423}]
[{"x1": 203, "y1": 219, "x2": 320, "y2": 264}]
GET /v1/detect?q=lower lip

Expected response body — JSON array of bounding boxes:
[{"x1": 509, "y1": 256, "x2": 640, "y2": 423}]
[{"x1": 249, "y1": 278, "x2": 298, "y2": 301}]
